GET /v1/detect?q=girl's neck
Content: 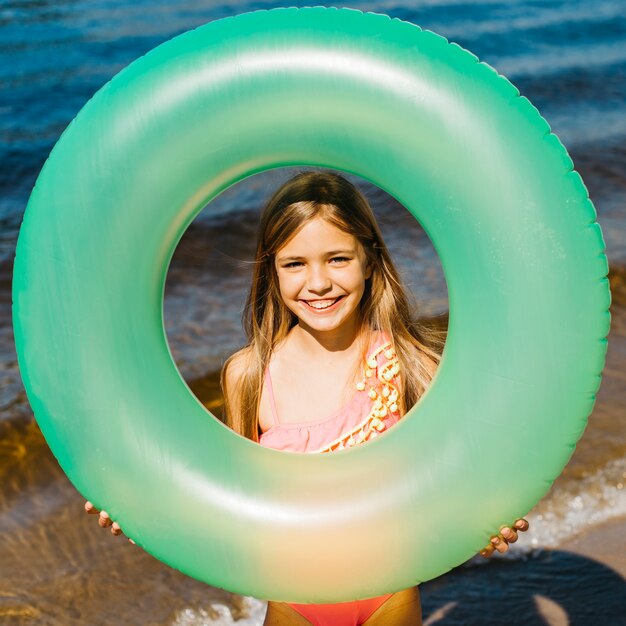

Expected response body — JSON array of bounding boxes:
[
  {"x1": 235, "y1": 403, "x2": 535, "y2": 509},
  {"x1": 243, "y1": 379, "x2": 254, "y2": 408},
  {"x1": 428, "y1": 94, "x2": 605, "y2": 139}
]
[{"x1": 290, "y1": 318, "x2": 367, "y2": 357}]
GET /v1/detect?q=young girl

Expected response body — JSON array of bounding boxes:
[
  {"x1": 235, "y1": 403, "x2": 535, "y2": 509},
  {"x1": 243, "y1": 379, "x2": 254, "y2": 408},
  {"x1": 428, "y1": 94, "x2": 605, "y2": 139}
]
[{"x1": 86, "y1": 170, "x2": 528, "y2": 625}]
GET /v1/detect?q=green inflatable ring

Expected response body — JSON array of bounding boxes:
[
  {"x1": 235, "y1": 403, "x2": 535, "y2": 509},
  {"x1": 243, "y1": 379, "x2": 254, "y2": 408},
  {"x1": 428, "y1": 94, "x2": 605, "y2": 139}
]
[{"x1": 13, "y1": 7, "x2": 610, "y2": 602}]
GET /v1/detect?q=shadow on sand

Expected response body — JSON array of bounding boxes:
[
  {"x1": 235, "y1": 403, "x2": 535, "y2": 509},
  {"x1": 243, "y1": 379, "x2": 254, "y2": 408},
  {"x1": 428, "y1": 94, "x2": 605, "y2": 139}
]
[{"x1": 421, "y1": 549, "x2": 626, "y2": 625}]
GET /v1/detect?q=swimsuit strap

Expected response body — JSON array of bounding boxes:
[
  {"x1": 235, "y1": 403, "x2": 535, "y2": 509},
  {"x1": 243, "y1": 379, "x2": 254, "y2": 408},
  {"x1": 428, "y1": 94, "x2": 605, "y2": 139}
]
[{"x1": 264, "y1": 366, "x2": 281, "y2": 426}]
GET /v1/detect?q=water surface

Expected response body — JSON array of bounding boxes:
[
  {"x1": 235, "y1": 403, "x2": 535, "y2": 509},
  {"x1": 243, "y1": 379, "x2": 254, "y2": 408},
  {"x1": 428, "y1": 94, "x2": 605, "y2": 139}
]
[{"x1": 1, "y1": 1, "x2": 625, "y2": 623}]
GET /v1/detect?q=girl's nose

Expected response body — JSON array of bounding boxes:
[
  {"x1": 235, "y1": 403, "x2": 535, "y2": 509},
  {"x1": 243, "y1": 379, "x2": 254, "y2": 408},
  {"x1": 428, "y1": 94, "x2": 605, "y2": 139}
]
[{"x1": 306, "y1": 264, "x2": 332, "y2": 293}]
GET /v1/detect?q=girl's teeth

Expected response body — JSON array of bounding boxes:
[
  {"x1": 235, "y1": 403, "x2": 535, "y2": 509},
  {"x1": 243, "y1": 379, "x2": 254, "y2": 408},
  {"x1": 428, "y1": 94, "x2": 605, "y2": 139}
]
[{"x1": 307, "y1": 298, "x2": 339, "y2": 309}]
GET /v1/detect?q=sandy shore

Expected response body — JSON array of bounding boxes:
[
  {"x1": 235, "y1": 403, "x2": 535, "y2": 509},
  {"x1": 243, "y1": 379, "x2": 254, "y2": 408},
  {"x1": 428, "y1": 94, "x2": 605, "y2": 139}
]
[{"x1": 560, "y1": 515, "x2": 626, "y2": 577}]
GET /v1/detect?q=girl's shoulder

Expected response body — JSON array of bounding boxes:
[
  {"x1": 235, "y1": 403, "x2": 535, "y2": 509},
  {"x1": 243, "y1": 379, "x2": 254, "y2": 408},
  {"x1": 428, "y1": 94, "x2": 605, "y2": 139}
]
[{"x1": 223, "y1": 346, "x2": 253, "y2": 388}]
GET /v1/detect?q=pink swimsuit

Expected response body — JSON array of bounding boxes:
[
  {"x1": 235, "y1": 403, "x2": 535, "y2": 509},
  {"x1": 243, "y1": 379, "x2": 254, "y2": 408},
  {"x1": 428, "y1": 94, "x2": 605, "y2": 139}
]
[{"x1": 259, "y1": 332, "x2": 401, "y2": 625}]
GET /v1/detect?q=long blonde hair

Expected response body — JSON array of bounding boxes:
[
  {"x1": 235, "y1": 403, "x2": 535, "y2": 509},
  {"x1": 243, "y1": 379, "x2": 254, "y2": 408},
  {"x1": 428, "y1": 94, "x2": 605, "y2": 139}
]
[{"x1": 221, "y1": 171, "x2": 443, "y2": 441}]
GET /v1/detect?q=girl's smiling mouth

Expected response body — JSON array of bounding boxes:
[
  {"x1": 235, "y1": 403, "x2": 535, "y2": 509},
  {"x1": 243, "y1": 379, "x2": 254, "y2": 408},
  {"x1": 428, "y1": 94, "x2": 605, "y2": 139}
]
[{"x1": 300, "y1": 296, "x2": 346, "y2": 312}]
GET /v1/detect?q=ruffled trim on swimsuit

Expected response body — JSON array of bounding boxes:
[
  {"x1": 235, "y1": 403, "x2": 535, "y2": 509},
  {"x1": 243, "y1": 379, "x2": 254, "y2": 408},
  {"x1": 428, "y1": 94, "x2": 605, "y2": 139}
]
[{"x1": 314, "y1": 340, "x2": 400, "y2": 453}]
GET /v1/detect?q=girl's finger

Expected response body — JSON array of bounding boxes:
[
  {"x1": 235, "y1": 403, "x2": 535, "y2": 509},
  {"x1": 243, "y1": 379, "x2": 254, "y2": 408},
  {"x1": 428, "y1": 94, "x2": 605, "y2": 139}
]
[
  {"x1": 99, "y1": 511, "x2": 112, "y2": 528},
  {"x1": 111, "y1": 522, "x2": 122, "y2": 536},
  {"x1": 85, "y1": 501, "x2": 99, "y2": 514},
  {"x1": 490, "y1": 535, "x2": 508, "y2": 554},
  {"x1": 480, "y1": 543, "x2": 495, "y2": 558},
  {"x1": 514, "y1": 518, "x2": 530, "y2": 532},
  {"x1": 501, "y1": 527, "x2": 519, "y2": 544}
]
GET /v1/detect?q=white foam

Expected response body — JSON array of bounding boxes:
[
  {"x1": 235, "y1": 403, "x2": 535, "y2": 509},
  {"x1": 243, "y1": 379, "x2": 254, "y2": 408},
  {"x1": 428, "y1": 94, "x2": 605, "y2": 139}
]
[
  {"x1": 527, "y1": 456, "x2": 626, "y2": 548},
  {"x1": 171, "y1": 596, "x2": 267, "y2": 626}
]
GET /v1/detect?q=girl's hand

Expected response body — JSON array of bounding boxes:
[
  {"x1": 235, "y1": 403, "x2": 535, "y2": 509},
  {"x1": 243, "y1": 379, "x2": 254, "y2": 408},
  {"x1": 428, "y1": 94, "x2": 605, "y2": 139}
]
[
  {"x1": 84, "y1": 500, "x2": 135, "y2": 544},
  {"x1": 480, "y1": 518, "x2": 529, "y2": 557}
]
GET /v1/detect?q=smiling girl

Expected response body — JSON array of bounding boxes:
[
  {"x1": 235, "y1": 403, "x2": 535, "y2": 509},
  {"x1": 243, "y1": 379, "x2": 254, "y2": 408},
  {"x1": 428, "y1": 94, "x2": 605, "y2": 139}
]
[
  {"x1": 219, "y1": 170, "x2": 528, "y2": 624},
  {"x1": 86, "y1": 170, "x2": 528, "y2": 625}
]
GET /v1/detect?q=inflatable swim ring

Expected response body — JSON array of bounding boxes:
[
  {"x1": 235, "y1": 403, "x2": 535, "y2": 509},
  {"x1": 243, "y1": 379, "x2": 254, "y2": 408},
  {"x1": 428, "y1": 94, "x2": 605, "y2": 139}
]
[{"x1": 12, "y1": 7, "x2": 610, "y2": 602}]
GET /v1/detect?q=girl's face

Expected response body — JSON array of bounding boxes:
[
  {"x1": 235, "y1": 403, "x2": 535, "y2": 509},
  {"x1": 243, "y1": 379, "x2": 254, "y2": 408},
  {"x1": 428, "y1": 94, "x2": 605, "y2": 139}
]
[{"x1": 274, "y1": 217, "x2": 372, "y2": 337}]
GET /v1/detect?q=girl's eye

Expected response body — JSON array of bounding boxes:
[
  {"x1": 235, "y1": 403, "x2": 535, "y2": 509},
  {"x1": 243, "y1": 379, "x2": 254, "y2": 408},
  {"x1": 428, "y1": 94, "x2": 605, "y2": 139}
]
[{"x1": 282, "y1": 257, "x2": 350, "y2": 268}]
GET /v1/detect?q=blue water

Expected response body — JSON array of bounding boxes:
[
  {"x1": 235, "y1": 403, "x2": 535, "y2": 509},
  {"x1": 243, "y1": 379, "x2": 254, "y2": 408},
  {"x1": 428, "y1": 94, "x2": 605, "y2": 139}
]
[{"x1": 2, "y1": 0, "x2": 626, "y2": 266}]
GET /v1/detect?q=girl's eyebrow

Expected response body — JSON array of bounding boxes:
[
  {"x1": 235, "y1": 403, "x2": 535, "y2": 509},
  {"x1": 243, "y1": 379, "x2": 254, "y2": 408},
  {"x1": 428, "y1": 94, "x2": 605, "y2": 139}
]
[{"x1": 277, "y1": 249, "x2": 356, "y2": 262}]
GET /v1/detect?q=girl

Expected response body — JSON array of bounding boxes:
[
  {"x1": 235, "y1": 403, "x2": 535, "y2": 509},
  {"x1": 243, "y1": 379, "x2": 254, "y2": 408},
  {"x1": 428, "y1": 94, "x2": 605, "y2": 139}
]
[{"x1": 86, "y1": 170, "x2": 528, "y2": 625}]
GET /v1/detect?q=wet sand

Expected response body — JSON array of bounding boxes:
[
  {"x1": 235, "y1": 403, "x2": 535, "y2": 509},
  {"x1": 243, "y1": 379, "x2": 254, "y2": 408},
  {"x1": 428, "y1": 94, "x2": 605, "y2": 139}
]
[
  {"x1": 560, "y1": 515, "x2": 626, "y2": 578},
  {"x1": 1, "y1": 402, "x2": 623, "y2": 626}
]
